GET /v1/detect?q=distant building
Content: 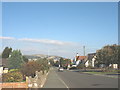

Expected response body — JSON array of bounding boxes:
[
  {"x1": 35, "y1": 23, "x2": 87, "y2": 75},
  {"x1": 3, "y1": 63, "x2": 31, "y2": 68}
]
[
  {"x1": 33, "y1": 58, "x2": 37, "y2": 61},
  {"x1": 53, "y1": 58, "x2": 59, "y2": 63},
  {"x1": 28, "y1": 59, "x2": 32, "y2": 61}
]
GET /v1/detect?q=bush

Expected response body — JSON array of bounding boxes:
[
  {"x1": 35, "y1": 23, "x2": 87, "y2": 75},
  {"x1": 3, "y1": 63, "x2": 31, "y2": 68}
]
[
  {"x1": 21, "y1": 61, "x2": 40, "y2": 77},
  {"x1": 77, "y1": 63, "x2": 85, "y2": 69},
  {"x1": 21, "y1": 58, "x2": 50, "y2": 77},
  {"x1": 86, "y1": 66, "x2": 96, "y2": 69},
  {"x1": 2, "y1": 72, "x2": 23, "y2": 82}
]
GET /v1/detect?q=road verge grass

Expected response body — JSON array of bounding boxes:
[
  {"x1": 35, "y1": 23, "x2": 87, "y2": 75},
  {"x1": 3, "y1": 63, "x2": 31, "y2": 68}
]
[{"x1": 82, "y1": 69, "x2": 120, "y2": 75}]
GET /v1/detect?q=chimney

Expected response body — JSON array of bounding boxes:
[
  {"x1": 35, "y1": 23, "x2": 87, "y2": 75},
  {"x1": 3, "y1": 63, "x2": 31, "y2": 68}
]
[{"x1": 76, "y1": 53, "x2": 79, "y2": 56}]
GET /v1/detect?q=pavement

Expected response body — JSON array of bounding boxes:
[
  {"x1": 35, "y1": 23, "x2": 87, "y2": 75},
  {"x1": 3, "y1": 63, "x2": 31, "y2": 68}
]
[{"x1": 43, "y1": 67, "x2": 118, "y2": 88}]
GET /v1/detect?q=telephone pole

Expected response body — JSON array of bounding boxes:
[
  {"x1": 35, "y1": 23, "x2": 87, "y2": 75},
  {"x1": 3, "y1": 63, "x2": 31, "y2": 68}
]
[{"x1": 83, "y1": 46, "x2": 85, "y2": 56}]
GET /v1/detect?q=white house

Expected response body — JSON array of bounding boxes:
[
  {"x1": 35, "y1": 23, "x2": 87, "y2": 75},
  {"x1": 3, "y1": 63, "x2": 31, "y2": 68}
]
[
  {"x1": 109, "y1": 64, "x2": 118, "y2": 69},
  {"x1": 85, "y1": 60, "x2": 89, "y2": 67},
  {"x1": 91, "y1": 56, "x2": 96, "y2": 67},
  {"x1": 3, "y1": 68, "x2": 9, "y2": 73},
  {"x1": 0, "y1": 65, "x2": 3, "y2": 75},
  {"x1": 85, "y1": 53, "x2": 96, "y2": 67}
]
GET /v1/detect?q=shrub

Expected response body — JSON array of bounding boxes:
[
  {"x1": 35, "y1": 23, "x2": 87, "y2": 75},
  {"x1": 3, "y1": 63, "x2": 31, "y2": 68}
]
[
  {"x1": 77, "y1": 63, "x2": 85, "y2": 69},
  {"x1": 21, "y1": 61, "x2": 40, "y2": 77},
  {"x1": 2, "y1": 72, "x2": 23, "y2": 82},
  {"x1": 21, "y1": 58, "x2": 50, "y2": 78}
]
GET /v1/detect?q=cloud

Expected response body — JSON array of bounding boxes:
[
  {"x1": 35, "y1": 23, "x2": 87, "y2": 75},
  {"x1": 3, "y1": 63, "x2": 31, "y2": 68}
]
[
  {"x1": 0, "y1": 36, "x2": 82, "y2": 58},
  {"x1": 18, "y1": 38, "x2": 74, "y2": 46},
  {"x1": 0, "y1": 36, "x2": 79, "y2": 46},
  {"x1": 0, "y1": 36, "x2": 15, "y2": 40}
]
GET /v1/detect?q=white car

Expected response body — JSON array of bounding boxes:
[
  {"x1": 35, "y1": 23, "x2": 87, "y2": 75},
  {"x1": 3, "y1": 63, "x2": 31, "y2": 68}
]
[
  {"x1": 72, "y1": 64, "x2": 77, "y2": 67},
  {"x1": 58, "y1": 67, "x2": 64, "y2": 72}
]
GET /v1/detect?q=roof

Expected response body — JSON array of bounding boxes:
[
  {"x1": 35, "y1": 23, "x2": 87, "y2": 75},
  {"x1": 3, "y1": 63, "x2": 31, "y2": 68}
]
[
  {"x1": 87, "y1": 53, "x2": 96, "y2": 60},
  {"x1": 76, "y1": 56, "x2": 87, "y2": 60}
]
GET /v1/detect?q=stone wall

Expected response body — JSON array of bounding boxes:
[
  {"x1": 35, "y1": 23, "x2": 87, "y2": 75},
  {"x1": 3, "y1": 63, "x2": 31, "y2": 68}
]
[
  {"x1": 0, "y1": 70, "x2": 49, "y2": 89},
  {"x1": 27, "y1": 70, "x2": 49, "y2": 88}
]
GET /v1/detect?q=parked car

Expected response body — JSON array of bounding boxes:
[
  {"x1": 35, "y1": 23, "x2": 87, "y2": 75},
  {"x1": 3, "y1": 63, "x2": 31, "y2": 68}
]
[{"x1": 58, "y1": 67, "x2": 64, "y2": 72}]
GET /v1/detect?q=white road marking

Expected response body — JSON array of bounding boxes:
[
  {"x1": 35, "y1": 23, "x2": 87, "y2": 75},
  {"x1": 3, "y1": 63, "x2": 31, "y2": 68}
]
[{"x1": 55, "y1": 72, "x2": 69, "y2": 90}]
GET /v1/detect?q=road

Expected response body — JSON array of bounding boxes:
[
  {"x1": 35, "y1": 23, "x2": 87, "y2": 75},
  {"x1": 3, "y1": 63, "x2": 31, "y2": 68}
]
[{"x1": 43, "y1": 67, "x2": 118, "y2": 88}]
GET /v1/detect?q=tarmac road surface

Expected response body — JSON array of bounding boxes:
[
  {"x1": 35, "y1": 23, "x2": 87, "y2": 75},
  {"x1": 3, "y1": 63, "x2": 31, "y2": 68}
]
[{"x1": 43, "y1": 67, "x2": 118, "y2": 88}]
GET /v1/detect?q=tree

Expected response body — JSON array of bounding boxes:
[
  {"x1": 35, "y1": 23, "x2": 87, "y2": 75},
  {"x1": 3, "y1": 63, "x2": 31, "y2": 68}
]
[
  {"x1": 59, "y1": 57, "x2": 64, "y2": 67},
  {"x1": 59, "y1": 57, "x2": 71, "y2": 68},
  {"x1": 23, "y1": 56, "x2": 28, "y2": 63},
  {"x1": 96, "y1": 44, "x2": 119, "y2": 67},
  {"x1": 49, "y1": 59, "x2": 54, "y2": 66},
  {"x1": 2, "y1": 47, "x2": 12, "y2": 58},
  {"x1": 21, "y1": 61, "x2": 40, "y2": 77},
  {"x1": 21, "y1": 58, "x2": 50, "y2": 77},
  {"x1": 37, "y1": 58, "x2": 50, "y2": 72},
  {"x1": 54, "y1": 61, "x2": 59, "y2": 67},
  {"x1": 8, "y1": 50, "x2": 24, "y2": 69},
  {"x1": 77, "y1": 63, "x2": 85, "y2": 69}
]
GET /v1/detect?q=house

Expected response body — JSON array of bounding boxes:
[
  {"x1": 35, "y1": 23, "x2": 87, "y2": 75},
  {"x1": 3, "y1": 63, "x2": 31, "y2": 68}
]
[
  {"x1": 85, "y1": 53, "x2": 96, "y2": 67},
  {"x1": 109, "y1": 64, "x2": 118, "y2": 69},
  {"x1": 3, "y1": 68, "x2": 9, "y2": 73},
  {"x1": 76, "y1": 56, "x2": 87, "y2": 61},
  {"x1": 76, "y1": 56, "x2": 87, "y2": 65},
  {"x1": 72, "y1": 53, "x2": 87, "y2": 66},
  {"x1": 0, "y1": 65, "x2": 3, "y2": 75},
  {"x1": 0, "y1": 58, "x2": 9, "y2": 74},
  {"x1": 85, "y1": 60, "x2": 89, "y2": 67}
]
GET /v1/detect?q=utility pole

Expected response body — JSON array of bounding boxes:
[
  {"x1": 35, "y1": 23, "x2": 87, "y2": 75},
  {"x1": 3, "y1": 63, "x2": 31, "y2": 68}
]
[
  {"x1": 47, "y1": 49, "x2": 49, "y2": 58},
  {"x1": 47, "y1": 49, "x2": 50, "y2": 65},
  {"x1": 83, "y1": 46, "x2": 85, "y2": 56}
]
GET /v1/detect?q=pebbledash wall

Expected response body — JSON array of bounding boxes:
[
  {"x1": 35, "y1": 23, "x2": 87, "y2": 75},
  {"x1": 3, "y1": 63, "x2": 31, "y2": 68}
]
[{"x1": 0, "y1": 82, "x2": 28, "y2": 88}]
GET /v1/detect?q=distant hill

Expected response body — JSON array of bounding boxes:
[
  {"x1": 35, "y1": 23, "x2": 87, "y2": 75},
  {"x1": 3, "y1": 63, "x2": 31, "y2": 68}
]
[
  {"x1": 24, "y1": 54, "x2": 62, "y2": 60},
  {"x1": 24, "y1": 55, "x2": 41, "y2": 59}
]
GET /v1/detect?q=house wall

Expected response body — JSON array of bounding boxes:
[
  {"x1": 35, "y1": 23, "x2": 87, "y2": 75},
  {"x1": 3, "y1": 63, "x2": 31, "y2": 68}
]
[
  {"x1": 85, "y1": 61, "x2": 89, "y2": 67},
  {"x1": 0, "y1": 67, "x2": 3, "y2": 75},
  {"x1": 113, "y1": 64, "x2": 118, "y2": 69},
  {"x1": 92, "y1": 58, "x2": 95, "y2": 67},
  {"x1": 3, "y1": 69, "x2": 8, "y2": 73}
]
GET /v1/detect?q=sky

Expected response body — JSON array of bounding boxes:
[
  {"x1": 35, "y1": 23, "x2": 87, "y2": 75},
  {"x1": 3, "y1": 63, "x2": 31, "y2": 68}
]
[{"x1": 0, "y1": 2, "x2": 118, "y2": 59}]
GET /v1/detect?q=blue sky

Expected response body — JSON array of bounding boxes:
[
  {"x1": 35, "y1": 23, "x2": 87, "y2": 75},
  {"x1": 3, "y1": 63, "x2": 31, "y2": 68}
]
[{"x1": 1, "y1": 2, "x2": 118, "y2": 58}]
